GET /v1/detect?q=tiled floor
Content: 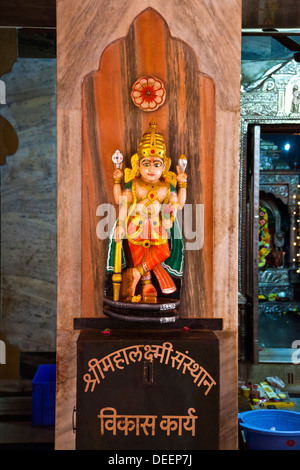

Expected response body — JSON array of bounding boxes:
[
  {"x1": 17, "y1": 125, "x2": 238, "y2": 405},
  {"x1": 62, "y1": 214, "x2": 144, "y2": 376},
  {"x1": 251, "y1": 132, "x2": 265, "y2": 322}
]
[{"x1": 1, "y1": 362, "x2": 299, "y2": 451}]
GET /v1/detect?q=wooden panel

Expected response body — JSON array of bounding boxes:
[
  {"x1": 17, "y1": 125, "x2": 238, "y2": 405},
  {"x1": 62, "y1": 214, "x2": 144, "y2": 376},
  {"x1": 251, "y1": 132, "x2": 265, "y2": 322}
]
[
  {"x1": 73, "y1": 317, "x2": 223, "y2": 330},
  {"x1": 0, "y1": 29, "x2": 18, "y2": 165},
  {"x1": 81, "y1": 9, "x2": 215, "y2": 318},
  {"x1": 0, "y1": 29, "x2": 17, "y2": 76}
]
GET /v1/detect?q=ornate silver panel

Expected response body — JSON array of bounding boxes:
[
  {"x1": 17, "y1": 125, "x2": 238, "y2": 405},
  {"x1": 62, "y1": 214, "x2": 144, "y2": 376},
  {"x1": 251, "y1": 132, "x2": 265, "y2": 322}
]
[{"x1": 239, "y1": 57, "x2": 300, "y2": 363}]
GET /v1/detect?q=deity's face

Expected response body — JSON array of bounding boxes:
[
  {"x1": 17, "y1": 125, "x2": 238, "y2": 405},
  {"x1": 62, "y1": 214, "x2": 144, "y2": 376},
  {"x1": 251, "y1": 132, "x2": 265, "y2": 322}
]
[{"x1": 138, "y1": 156, "x2": 165, "y2": 183}]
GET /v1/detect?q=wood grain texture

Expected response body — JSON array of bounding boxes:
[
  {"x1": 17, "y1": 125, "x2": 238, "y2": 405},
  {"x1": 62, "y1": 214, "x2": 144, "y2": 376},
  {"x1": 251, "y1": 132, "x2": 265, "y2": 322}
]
[
  {"x1": 0, "y1": 29, "x2": 17, "y2": 76},
  {"x1": 213, "y1": 109, "x2": 240, "y2": 330},
  {"x1": 81, "y1": 9, "x2": 215, "y2": 318}
]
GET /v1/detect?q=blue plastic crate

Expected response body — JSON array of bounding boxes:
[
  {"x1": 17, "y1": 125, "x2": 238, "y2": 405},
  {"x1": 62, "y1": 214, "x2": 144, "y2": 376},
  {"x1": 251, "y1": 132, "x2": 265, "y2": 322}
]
[
  {"x1": 239, "y1": 410, "x2": 300, "y2": 450},
  {"x1": 32, "y1": 364, "x2": 56, "y2": 426}
]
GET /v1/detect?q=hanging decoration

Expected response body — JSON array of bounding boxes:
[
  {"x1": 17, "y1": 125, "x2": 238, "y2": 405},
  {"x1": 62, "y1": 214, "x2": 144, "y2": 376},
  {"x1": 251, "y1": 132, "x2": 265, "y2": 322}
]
[
  {"x1": 258, "y1": 206, "x2": 271, "y2": 268},
  {"x1": 131, "y1": 76, "x2": 166, "y2": 112}
]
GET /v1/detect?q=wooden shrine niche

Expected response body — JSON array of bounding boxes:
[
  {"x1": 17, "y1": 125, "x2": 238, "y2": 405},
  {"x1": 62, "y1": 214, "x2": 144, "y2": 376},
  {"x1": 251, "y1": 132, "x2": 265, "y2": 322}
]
[{"x1": 81, "y1": 8, "x2": 215, "y2": 320}]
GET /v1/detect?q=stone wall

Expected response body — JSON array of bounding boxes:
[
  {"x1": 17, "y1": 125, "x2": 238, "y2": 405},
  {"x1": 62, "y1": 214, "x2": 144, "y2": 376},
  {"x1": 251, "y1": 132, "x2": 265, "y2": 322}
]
[{"x1": 0, "y1": 57, "x2": 57, "y2": 352}]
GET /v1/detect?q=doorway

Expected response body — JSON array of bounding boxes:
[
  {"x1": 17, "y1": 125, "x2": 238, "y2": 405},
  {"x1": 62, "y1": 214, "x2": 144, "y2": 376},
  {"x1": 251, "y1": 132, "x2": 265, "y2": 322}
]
[{"x1": 240, "y1": 123, "x2": 300, "y2": 363}]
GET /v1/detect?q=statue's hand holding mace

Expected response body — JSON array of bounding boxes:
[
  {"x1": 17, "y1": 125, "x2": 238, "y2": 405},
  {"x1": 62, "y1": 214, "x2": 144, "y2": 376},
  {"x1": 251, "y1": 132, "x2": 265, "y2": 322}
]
[
  {"x1": 176, "y1": 154, "x2": 187, "y2": 209},
  {"x1": 112, "y1": 150, "x2": 124, "y2": 181},
  {"x1": 112, "y1": 150, "x2": 124, "y2": 301}
]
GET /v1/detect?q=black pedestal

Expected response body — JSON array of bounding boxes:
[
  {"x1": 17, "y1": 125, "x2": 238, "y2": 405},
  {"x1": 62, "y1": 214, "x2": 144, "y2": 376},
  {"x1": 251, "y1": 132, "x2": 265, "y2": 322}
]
[{"x1": 75, "y1": 328, "x2": 220, "y2": 450}]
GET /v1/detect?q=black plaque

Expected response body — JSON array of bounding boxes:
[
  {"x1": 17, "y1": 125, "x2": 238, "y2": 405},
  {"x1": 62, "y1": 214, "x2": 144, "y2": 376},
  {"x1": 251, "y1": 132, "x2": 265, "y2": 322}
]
[{"x1": 76, "y1": 329, "x2": 220, "y2": 450}]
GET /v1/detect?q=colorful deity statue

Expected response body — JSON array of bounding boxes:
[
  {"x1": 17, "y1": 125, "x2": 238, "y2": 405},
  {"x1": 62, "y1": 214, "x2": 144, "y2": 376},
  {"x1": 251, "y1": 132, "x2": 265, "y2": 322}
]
[{"x1": 106, "y1": 120, "x2": 187, "y2": 311}]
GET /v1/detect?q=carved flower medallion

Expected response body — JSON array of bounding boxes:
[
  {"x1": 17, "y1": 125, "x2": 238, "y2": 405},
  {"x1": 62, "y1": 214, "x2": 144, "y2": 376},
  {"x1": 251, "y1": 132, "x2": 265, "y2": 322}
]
[{"x1": 131, "y1": 76, "x2": 166, "y2": 112}]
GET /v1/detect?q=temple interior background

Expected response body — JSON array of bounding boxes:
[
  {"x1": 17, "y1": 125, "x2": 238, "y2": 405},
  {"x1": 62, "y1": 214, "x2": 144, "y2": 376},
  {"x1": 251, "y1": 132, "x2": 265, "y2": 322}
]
[{"x1": 0, "y1": 0, "x2": 300, "y2": 450}]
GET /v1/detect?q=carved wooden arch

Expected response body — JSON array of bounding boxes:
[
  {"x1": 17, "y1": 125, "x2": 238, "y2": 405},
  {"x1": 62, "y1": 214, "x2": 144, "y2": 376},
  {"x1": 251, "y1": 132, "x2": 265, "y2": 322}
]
[{"x1": 81, "y1": 8, "x2": 215, "y2": 318}]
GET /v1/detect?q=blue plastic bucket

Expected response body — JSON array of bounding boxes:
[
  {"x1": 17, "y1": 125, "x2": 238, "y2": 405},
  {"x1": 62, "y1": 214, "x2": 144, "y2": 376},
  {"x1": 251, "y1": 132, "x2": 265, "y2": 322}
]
[{"x1": 239, "y1": 410, "x2": 300, "y2": 450}]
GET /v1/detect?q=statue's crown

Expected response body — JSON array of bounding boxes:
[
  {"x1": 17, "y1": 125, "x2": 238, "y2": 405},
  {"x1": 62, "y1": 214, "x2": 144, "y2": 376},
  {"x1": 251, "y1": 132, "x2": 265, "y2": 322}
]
[{"x1": 137, "y1": 120, "x2": 167, "y2": 160}]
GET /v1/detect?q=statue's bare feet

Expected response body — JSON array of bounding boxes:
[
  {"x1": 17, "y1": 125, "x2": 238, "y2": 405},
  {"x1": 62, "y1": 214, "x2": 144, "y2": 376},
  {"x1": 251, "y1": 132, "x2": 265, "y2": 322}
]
[{"x1": 142, "y1": 282, "x2": 157, "y2": 304}]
